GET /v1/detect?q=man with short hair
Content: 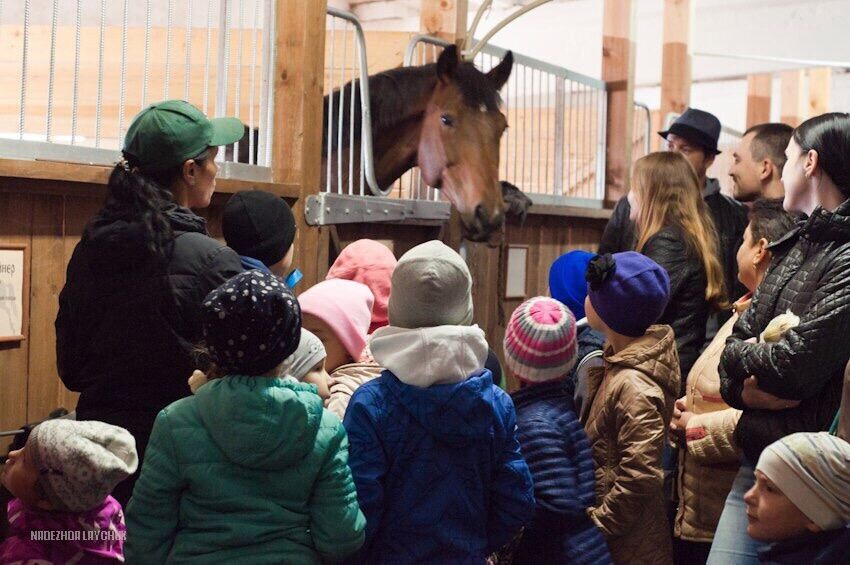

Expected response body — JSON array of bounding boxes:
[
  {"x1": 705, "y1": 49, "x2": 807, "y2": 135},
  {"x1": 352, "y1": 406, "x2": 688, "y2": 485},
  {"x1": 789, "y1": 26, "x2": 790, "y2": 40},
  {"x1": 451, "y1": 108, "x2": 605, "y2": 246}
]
[
  {"x1": 729, "y1": 123, "x2": 793, "y2": 203},
  {"x1": 599, "y1": 108, "x2": 748, "y2": 309}
]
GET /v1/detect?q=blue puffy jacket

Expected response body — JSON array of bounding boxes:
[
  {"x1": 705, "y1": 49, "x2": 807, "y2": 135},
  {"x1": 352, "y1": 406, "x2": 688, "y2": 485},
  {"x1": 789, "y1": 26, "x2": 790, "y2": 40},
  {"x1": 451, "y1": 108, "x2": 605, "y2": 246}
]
[{"x1": 344, "y1": 325, "x2": 535, "y2": 563}]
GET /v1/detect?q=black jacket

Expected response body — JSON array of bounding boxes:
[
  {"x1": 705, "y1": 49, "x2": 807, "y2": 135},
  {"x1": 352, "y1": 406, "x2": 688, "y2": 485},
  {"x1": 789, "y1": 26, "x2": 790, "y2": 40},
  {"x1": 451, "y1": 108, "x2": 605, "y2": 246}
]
[
  {"x1": 758, "y1": 526, "x2": 850, "y2": 564},
  {"x1": 598, "y1": 179, "x2": 748, "y2": 303},
  {"x1": 720, "y1": 200, "x2": 850, "y2": 464},
  {"x1": 642, "y1": 226, "x2": 710, "y2": 381},
  {"x1": 55, "y1": 205, "x2": 242, "y2": 500}
]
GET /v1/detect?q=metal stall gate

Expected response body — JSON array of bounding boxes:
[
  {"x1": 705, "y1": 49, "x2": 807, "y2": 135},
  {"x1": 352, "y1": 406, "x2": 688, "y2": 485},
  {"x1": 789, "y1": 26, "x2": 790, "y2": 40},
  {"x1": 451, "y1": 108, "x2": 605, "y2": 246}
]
[
  {"x1": 1, "y1": 0, "x2": 274, "y2": 182},
  {"x1": 305, "y1": 8, "x2": 451, "y2": 228},
  {"x1": 403, "y1": 35, "x2": 609, "y2": 209}
]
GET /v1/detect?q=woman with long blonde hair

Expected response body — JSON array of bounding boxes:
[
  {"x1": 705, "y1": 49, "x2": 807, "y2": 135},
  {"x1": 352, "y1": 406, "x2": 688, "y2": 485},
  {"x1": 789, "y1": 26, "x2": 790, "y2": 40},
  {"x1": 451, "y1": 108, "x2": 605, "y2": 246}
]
[{"x1": 627, "y1": 151, "x2": 726, "y2": 380}]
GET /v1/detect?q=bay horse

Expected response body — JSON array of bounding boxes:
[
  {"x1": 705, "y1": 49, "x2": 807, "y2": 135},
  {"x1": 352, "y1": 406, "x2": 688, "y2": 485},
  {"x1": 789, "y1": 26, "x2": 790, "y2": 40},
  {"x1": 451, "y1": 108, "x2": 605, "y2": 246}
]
[{"x1": 236, "y1": 45, "x2": 515, "y2": 243}]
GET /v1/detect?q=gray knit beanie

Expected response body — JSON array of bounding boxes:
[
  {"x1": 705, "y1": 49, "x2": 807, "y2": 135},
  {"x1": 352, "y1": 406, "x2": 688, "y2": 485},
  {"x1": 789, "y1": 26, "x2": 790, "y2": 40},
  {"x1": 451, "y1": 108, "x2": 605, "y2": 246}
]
[
  {"x1": 388, "y1": 240, "x2": 473, "y2": 328},
  {"x1": 28, "y1": 420, "x2": 138, "y2": 512}
]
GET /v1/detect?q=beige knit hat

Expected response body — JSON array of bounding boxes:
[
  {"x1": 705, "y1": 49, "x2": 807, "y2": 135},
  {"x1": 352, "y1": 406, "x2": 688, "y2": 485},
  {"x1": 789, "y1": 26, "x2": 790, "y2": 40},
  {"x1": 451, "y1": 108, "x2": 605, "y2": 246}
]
[
  {"x1": 28, "y1": 419, "x2": 138, "y2": 512},
  {"x1": 757, "y1": 432, "x2": 850, "y2": 531},
  {"x1": 388, "y1": 240, "x2": 473, "y2": 328}
]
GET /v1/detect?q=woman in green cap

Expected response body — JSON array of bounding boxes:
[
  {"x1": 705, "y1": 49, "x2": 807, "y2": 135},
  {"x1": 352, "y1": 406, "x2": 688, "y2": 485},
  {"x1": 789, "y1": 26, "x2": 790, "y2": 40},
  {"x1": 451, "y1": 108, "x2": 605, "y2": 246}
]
[{"x1": 55, "y1": 100, "x2": 246, "y2": 506}]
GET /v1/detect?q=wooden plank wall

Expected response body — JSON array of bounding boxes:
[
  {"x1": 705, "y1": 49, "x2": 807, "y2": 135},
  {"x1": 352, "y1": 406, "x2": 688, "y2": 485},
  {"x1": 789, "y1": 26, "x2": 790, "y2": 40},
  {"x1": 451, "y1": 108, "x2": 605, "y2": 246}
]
[
  {"x1": 0, "y1": 179, "x2": 233, "y2": 450},
  {"x1": 470, "y1": 214, "x2": 606, "y2": 390}
]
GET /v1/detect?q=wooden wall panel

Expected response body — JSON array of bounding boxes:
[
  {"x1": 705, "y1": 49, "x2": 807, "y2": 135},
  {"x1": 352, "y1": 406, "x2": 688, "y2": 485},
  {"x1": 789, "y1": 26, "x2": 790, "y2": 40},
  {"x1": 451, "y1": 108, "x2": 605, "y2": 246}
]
[
  {"x1": 487, "y1": 214, "x2": 607, "y2": 390},
  {"x1": 334, "y1": 223, "x2": 441, "y2": 259},
  {"x1": 27, "y1": 194, "x2": 72, "y2": 422},
  {"x1": 0, "y1": 177, "x2": 230, "y2": 452},
  {"x1": 0, "y1": 192, "x2": 33, "y2": 450}
]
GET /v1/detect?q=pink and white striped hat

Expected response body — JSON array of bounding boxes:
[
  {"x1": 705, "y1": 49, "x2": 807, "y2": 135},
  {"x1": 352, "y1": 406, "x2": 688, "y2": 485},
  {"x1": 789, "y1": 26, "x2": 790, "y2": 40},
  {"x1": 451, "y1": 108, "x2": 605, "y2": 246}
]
[{"x1": 503, "y1": 297, "x2": 578, "y2": 383}]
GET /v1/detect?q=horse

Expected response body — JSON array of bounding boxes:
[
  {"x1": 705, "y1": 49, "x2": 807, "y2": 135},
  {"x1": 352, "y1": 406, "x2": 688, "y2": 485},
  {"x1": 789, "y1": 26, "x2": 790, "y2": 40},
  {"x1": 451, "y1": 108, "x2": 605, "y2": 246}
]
[{"x1": 233, "y1": 45, "x2": 516, "y2": 243}]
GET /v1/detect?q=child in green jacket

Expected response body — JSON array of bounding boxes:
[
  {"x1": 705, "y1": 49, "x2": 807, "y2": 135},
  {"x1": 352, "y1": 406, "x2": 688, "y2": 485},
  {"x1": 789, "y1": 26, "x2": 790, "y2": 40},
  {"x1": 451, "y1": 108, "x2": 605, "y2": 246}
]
[{"x1": 125, "y1": 270, "x2": 366, "y2": 564}]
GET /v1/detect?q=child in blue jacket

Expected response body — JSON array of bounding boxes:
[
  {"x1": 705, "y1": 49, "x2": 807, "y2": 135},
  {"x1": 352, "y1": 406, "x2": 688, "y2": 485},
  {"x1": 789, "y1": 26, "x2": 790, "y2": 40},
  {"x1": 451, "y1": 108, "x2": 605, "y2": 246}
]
[
  {"x1": 504, "y1": 297, "x2": 612, "y2": 564},
  {"x1": 344, "y1": 240, "x2": 535, "y2": 563}
]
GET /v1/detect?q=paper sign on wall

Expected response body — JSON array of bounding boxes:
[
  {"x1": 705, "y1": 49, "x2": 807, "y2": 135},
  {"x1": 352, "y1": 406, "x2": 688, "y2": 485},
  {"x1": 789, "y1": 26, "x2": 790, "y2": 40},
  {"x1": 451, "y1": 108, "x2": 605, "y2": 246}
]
[
  {"x1": 505, "y1": 246, "x2": 528, "y2": 299},
  {"x1": 0, "y1": 246, "x2": 27, "y2": 342}
]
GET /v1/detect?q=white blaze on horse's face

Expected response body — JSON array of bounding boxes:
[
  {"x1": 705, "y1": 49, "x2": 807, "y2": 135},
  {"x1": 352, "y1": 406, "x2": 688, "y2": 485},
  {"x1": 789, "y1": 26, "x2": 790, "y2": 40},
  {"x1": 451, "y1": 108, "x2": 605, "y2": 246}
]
[{"x1": 418, "y1": 46, "x2": 513, "y2": 244}]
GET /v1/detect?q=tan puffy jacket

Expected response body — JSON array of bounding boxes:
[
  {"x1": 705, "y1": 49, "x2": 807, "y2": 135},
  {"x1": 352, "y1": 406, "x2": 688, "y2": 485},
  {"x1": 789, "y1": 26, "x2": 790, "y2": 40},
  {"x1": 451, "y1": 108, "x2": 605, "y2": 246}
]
[
  {"x1": 325, "y1": 362, "x2": 383, "y2": 420},
  {"x1": 674, "y1": 298, "x2": 748, "y2": 542},
  {"x1": 582, "y1": 325, "x2": 680, "y2": 565}
]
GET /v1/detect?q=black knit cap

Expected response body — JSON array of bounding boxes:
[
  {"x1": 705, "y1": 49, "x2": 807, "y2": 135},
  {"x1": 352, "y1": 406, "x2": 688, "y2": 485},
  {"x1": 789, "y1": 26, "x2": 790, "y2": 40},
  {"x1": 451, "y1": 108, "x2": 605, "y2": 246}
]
[
  {"x1": 658, "y1": 107, "x2": 722, "y2": 155},
  {"x1": 222, "y1": 190, "x2": 296, "y2": 267},
  {"x1": 201, "y1": 270, "x2": 301, "y2": 375}
]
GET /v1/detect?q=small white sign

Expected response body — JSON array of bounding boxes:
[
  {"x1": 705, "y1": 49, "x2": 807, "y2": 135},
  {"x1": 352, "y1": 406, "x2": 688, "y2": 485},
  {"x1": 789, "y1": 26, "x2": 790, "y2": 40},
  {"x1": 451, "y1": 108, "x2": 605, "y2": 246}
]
[
  {"x1": 0, "y1": 247, "x2": 26, "y2": 341},
  {"x1": 505, "y1": 246, "x2": 528, "y2": 299}
]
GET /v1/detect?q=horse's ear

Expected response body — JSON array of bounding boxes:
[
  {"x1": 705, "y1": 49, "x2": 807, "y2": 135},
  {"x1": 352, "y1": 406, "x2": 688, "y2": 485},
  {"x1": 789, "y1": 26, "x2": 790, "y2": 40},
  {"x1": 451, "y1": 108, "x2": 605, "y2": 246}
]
[
  {"x1": 486, "y1": 51, "x2": 513, "y2": 90},
  {"x1": 437, "y1": 45, "x2": 459, "y2": 83}
]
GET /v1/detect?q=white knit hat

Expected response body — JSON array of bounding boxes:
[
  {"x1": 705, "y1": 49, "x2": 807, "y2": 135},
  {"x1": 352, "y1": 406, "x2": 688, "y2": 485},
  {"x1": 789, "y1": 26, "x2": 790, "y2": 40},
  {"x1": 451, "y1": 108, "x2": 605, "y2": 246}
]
[
  {"x1": 756, "y1": 432, "x2": 850, "y2": 531},
  {"x1": 388, "y1": 240, "x2": 473, "y2": 328},
  {"x1": 28, "y1": 420, "x2": 138, "y2": 512},
  {"x1": 278, "y1": 328, "x2": 327, "y2": 381}
]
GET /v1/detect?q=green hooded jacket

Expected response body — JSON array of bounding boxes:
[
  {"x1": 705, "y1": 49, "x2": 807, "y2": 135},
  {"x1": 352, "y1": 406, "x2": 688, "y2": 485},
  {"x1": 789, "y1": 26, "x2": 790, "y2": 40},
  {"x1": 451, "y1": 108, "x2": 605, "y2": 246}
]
[{"x1": 125, "y1": 376, "x2": 365, "y2": 564}]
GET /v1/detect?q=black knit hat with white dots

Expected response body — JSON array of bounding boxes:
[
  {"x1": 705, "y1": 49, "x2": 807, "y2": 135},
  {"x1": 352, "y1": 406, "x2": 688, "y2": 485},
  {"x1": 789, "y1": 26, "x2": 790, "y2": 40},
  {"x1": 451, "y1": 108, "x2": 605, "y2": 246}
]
[{"x1": 201, "y1": 270, "x2": 302, "y2": 375}]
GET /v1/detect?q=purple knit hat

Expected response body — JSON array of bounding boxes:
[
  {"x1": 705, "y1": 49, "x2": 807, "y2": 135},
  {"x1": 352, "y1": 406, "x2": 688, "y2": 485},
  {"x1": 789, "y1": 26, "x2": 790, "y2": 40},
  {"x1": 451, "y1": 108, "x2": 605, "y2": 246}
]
[
  {"x1": 586, "y1": 252, "x2": 670, "y2": 337},
  {"x1": 503, "y1": 297, "x2": 578, "y2": 383}
]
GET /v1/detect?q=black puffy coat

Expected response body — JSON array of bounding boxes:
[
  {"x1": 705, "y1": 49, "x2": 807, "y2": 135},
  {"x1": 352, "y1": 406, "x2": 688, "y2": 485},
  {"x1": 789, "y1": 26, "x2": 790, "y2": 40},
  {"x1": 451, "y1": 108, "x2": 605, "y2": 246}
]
[
  {"x1": 642, "y1": 226, "x2": 710, "y2": 382},
  {"x1": 598, "y1": 179, "x2": 748, "y2": 304},
  {"x1": 720, "y1": 199, "x2": 850, "y2": 464},
  {"x1": 55, "y1": 205, "x2": 242, "y2": 503}
]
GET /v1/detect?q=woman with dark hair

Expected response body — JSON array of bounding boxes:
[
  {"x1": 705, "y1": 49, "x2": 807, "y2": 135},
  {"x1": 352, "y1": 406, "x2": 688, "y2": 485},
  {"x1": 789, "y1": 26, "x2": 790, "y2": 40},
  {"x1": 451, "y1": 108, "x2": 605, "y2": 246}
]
[
  {"x1": 55, "y1": 101, "x2": 245, "y2": 505},
  {"x1": 709, "y1": 112, "x2": 850, "y2": 564}
]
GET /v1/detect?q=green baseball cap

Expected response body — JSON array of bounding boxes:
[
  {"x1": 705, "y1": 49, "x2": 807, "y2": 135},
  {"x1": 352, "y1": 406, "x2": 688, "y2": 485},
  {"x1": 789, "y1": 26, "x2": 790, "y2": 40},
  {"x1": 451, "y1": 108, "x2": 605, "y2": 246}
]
[{"x1": 123, "y1": 100, "x2": 245, "y2": 172}]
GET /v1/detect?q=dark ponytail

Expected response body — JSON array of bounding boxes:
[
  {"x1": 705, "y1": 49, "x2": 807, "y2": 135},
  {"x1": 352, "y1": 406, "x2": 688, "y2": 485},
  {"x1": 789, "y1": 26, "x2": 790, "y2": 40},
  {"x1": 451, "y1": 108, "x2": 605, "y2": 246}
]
[
  {"x1": 104, "y1": 159, "x2": 175, "y2": 258},
  {"x1": 793, "y1": 112, "x2": 850, "y2": 198},
  {"x1": 103, "y1": 148, "x2": 214, "y2": 257}
]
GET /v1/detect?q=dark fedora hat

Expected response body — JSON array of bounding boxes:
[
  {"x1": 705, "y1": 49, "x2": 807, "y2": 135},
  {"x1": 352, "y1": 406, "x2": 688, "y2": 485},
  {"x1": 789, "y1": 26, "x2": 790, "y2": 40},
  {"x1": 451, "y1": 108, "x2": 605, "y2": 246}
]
[{"x1": 658, "y1": 107, "x2": 722, "y2": 155}]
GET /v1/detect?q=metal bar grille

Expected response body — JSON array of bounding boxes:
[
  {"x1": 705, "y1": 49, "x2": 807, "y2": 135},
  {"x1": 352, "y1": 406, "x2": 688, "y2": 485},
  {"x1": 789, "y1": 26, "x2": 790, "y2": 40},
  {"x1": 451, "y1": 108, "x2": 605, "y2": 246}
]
[{"x1": 3, "y1": 0, "x2": 275, "y2": 174}]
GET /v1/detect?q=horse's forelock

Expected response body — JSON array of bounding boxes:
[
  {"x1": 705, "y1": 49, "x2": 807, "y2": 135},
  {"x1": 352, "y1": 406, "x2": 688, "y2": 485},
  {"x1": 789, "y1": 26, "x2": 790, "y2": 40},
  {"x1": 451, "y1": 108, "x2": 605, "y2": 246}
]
[{"x1": 453, "y1": 62, "x2": 502, "y2": 112}]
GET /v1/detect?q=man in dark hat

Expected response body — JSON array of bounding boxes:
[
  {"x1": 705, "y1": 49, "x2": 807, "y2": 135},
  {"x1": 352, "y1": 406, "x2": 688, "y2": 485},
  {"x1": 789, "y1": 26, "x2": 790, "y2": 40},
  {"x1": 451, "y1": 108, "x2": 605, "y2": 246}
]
[{"x1": 599, "y1": 107, "x2": 748, "y2": 313}]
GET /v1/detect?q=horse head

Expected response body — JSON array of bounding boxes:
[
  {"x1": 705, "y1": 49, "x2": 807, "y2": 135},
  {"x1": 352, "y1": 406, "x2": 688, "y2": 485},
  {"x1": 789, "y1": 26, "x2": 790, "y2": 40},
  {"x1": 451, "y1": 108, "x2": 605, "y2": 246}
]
[{"x1": 418, "y1": 45, "x2": 513, "y2": 243}]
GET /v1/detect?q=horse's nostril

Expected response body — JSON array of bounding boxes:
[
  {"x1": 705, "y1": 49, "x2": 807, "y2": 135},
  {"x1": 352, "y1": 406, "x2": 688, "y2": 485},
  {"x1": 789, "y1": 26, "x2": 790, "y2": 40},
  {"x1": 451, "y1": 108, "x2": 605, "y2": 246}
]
[
  {"x1": 491, "y1": 209, "x2": 504, "y2": 227},
  {"x1": 475, "y1": 205, "x2": 503, "y2": 230}
]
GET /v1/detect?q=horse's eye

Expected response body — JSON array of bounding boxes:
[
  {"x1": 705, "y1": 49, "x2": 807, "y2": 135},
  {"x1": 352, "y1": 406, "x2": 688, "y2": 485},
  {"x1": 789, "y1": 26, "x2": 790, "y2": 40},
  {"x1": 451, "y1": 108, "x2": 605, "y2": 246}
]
[{"x1": 440, "y1": 114, "x2": 455, "y2": 127}]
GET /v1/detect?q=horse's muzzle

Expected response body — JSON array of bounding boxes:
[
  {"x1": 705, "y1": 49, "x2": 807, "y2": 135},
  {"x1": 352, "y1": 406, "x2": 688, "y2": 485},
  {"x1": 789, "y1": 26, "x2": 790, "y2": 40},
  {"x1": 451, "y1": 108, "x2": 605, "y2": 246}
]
[{"x1": 464, "y1": 205, "x2": 505, "y2": 243}]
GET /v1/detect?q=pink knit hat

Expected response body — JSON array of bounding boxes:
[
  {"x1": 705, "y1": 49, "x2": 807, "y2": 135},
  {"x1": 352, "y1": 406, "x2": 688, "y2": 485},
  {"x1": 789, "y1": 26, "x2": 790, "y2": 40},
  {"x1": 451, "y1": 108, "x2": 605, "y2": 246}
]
[
  {"x1": 503, "y1": 297, "x2": 578, "y2": 383},
  {"x1": 326, "y1": 239, "x2": 397, "y2": 334},
  {"x1": 298, "y1": 279, "x2": 374, "y2": 361}
]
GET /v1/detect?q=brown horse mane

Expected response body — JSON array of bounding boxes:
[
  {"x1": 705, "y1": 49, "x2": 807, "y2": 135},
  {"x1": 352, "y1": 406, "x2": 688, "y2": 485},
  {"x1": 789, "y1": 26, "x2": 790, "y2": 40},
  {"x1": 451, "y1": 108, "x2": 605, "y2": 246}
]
[{"x1": 323, "y1": 60, "x2": 502, "y2": 155}]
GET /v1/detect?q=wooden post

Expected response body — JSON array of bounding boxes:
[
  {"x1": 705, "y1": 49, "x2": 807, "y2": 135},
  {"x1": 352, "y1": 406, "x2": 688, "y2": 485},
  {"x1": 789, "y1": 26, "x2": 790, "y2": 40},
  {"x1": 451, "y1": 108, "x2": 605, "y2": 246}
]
[
  {"x1": 602, "y1": 0, "x2": 636, "y2": 204},
  {"x1": 780, "y1": 70, "x2": 806, "y2": 128},
  {"x1": 659, "y1": 0, "x2": 692, "y2": 122},
  {"x1": 746, "y1": 73, "x2": 772, "y2": 128},
  {"x1": 421, "y1": 0, "x2": 468, "y2": 46},
  {"x1": 273, "y1": 0, "x2": 328, "y2": 289},
  {"x1": 808, "y1": 67, "x2": 832, "y2": 118},
  {"x1": 650, "y1": 109, "x2": 663, "y2": 152}
]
